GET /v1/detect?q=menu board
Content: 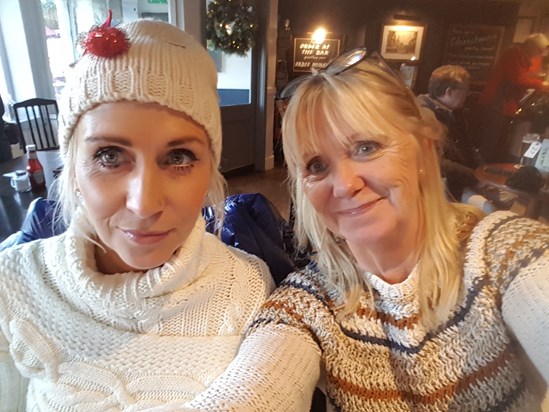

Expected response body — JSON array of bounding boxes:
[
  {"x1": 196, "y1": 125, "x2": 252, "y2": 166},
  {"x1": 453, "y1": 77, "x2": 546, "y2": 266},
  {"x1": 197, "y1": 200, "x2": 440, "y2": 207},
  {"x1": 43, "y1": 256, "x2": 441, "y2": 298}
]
[
  {"x1": 292, "y1": 37, "x2": 341, "y2": 73},
  {"x1": 444, "y1": 25, "x2": 504, "y2": 85}
]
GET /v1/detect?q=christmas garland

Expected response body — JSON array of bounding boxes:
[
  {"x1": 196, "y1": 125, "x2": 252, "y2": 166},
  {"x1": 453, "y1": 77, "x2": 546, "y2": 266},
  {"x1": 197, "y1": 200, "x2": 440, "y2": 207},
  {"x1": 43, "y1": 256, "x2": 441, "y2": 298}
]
[{"x1": 206, "y1": 0, "x2": 257, "y2": 56}]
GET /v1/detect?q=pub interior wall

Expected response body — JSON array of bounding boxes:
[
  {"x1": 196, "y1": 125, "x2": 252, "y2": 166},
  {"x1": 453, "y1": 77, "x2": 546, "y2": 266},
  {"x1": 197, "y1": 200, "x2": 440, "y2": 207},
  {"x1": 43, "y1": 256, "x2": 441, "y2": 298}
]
[{"x1": 277, "y1": 0, "x2": 521, "y2": 94}]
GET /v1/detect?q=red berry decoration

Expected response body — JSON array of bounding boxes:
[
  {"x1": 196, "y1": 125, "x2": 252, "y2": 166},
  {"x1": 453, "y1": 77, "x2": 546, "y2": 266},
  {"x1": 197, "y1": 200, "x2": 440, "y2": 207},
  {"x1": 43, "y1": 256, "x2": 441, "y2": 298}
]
[{"x1": 82, "y1": 9, "x2": 129, "y2": 58}]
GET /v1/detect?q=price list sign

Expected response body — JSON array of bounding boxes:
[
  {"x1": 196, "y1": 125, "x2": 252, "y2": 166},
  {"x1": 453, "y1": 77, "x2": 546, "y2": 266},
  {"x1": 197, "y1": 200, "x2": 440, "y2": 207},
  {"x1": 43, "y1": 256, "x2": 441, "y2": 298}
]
[
  {"x1": 444, "y1": 25, "x2": 504, "y2": 85},
  {"x1": 292, "y1": 38, "x2": 341, "y2": 73}
]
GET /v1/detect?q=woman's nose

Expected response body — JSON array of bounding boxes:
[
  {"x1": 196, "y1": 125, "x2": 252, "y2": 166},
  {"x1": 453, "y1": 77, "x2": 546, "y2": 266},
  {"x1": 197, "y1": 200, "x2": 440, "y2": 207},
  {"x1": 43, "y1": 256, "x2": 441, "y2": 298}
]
[
  {"x1": 126, "y1": 165, "x2": 164, "y2": 218},
  {"x1": 332, "y1": 162, "x2": 364, "y2": 198}
]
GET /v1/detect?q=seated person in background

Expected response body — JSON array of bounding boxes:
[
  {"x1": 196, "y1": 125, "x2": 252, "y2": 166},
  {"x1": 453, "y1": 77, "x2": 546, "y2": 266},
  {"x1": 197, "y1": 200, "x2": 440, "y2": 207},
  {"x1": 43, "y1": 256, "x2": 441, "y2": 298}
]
[
  {"x1": 182, "y1": 50, "x2": 549, "y2": 411},
  {"x1": 0, "y1": 18, "x2": 274, "y2": 410},
  {"x1": 417, "y1": 65, "x2": 486, "y2": 203},
  {"x1": 417, "y1": 65, "x2": 513, "y2": 212}
]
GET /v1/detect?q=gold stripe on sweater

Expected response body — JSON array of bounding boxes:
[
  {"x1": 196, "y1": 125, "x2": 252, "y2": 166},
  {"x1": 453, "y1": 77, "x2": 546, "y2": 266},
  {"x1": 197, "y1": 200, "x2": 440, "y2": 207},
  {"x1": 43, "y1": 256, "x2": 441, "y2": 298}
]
[
  {"x1": 355, "y1": 305, "x2": 420, "y2": 329},
  {"x1": 262, "y1": 300, "x2": 319, "y2": 343},
  {"x1": 327, "y1": 344, "x2": 515, "y2": 404}
]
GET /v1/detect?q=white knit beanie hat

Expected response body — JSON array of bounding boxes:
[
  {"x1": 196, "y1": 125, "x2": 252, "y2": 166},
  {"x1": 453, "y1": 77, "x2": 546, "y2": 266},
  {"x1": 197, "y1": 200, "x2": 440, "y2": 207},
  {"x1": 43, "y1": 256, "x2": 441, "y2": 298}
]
[{"x1": 59, "y1": 19, "x2": 222, "y2": 166}]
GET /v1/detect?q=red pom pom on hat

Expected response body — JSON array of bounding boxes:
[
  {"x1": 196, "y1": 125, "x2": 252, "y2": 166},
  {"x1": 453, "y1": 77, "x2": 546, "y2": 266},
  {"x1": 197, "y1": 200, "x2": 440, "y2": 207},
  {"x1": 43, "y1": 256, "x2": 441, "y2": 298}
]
[{"x1": 82, "y1": 9, "x2": 129, "y2": 58}]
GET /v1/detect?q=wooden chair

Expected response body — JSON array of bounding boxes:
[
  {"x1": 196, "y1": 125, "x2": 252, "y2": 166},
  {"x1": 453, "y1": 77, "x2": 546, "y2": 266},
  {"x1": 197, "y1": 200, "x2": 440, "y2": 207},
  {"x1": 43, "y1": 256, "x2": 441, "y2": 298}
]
[{"x1": 13, "y1": 98, "x2": 59, "y2": 151}]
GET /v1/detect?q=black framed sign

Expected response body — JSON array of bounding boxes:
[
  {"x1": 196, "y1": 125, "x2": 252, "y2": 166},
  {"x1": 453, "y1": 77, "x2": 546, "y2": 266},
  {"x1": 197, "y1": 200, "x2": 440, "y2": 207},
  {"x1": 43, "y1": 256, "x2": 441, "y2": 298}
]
[
  {"x1": 292, "y1": 36, "x2": 341, "y2": 73},
  {"x1": 444, "y1": 25, "x2": 504, "y2": 85}
]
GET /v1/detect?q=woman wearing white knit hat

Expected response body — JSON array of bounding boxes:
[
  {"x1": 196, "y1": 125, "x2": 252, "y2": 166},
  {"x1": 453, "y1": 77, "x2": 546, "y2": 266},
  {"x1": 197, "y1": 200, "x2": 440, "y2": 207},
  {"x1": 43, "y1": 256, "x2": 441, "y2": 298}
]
[{"x1": 0, "y1": 17, "x2": 273, "y2": 410}]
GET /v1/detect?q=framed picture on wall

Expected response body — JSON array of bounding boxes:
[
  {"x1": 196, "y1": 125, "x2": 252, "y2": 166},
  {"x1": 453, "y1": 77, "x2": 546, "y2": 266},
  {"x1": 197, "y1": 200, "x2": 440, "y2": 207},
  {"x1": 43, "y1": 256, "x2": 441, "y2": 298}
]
[{"x1": 380, "y1": 25, "x2": 424, "y2": 61}]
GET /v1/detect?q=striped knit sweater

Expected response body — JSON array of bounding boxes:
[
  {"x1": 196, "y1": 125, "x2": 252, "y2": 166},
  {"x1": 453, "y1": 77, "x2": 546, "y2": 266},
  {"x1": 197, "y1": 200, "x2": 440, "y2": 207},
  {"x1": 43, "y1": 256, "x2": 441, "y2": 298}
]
[{"x1": 185, "y1": 211, "x2": 548, "y2": 411}]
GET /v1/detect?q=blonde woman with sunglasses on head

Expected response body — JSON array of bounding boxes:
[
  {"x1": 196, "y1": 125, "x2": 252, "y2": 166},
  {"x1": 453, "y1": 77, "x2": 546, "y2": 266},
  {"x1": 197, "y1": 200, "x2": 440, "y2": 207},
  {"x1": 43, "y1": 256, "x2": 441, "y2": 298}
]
[{"x1": 183, "y1": 49, "x2": 549, "y2": 412}]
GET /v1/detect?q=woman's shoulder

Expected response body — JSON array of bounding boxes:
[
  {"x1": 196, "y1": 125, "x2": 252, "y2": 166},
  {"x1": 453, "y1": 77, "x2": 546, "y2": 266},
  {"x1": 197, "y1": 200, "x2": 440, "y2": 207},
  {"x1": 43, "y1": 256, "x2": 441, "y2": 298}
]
[
  {"x1": 245, "y1": 263, "x2": 339, "y2": 350},
  {"x1": 465, "y1": 211, "x2": 548, "y2": 287},
  {"x1": 0, "y1": 234, "x2": 66, "y2": 295},
  {"x1": 253, "y1": 264, "x2": 334, "y2": 320},
  {"x1": 471, "y1": 210, "x2": 548, "y2": 243},
  {"x1": 0, "y1": 233, "x2": 64, "y2": 266},
  {"x1": 455, "y1": 208, "x2": 547, "y2": 249},
  {"x1": 278, "y1": 263, "x2": 330, "y2": 297}
]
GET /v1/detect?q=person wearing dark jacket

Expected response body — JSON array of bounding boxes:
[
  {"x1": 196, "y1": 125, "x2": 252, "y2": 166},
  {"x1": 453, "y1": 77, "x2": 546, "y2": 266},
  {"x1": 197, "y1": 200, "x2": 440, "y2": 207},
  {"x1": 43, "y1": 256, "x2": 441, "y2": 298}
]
[
  {"x1": 418, "y1": 66, "x2": 516, "y2": 212},
  {"x1": 417, "y1": 65, "x2": 493, "y2": 207}
]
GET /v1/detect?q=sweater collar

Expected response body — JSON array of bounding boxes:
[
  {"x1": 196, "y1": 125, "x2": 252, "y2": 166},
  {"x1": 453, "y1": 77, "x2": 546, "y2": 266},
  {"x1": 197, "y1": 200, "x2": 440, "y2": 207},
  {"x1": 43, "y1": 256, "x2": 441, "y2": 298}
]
[
  {"x1": 363, "y1": 262, "x2": 420, "y2": 311},
  {"x1": 58, "y1": 216, "x2": 207, "y2": 331}
]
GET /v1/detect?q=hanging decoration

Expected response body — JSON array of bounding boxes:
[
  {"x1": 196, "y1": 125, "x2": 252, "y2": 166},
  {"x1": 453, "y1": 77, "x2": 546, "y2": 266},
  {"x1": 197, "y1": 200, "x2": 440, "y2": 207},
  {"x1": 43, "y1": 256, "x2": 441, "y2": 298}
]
[{"x1": 206, "y1": 0, "x2": 257, "y2": 56}]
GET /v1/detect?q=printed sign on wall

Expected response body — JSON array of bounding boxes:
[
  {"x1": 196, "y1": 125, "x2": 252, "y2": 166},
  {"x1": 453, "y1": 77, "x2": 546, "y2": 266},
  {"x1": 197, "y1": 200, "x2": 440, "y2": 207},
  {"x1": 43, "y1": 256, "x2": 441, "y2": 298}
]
[{"x1": 292, "y1": 37, "x2": 341, "y2": 73}]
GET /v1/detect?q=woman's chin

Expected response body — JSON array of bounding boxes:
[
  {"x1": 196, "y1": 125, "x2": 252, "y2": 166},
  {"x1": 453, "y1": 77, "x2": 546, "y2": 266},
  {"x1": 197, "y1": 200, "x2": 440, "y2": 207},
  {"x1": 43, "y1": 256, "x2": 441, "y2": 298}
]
[
  {"x1": 97, "y1": 246, "x2": 177, "y2": 274},
  {"x1": 121, "y1": 254, "x2": 175, "y2": 272}
]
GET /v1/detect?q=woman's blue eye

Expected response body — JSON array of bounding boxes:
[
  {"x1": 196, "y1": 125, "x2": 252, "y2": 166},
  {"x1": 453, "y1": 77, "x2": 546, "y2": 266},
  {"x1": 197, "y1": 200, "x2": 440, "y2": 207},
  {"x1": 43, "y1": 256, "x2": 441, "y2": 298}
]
[
  {"x1": 306, "y1": 158, "x2": 327, "y2": 175},
  {"x1": 94, "y1": 147, "x2": 122, "y2": 168},
  {"x1": 166, "y1": 149, "x2": 197, "y2": 167},
  {"x1": 355, "y1": 141, "x2": 381, "y2": 157}
]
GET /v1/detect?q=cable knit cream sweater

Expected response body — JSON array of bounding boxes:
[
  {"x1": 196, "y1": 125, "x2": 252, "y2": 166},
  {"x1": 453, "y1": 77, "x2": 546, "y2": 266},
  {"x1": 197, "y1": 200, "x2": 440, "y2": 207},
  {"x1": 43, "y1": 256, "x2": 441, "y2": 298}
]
[
  {"x1": 0, "y1": 217, "x2": 274, "y2": 411},
  {"x1": 185, "y1": 211, "x2": 548, "y2": 411}
]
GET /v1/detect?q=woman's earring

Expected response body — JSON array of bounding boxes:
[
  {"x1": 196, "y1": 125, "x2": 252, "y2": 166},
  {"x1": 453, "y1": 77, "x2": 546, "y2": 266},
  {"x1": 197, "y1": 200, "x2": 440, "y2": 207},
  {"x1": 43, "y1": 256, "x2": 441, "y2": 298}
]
[
  {"x1": 333, "y1": 234, "x2": 345, "y2": 244},
  {"x1": 75, "y1": 189, "x2": 83, "y2": 202}
]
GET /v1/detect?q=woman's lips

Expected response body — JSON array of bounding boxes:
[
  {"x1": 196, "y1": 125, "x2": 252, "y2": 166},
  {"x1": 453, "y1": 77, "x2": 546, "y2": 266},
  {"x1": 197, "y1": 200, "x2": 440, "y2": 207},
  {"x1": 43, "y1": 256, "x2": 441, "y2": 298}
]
[
  {"x1": 122, "y1": 229, "x2": 171, "y2": 244},
  {"x1": 337, "y1": 198, "x2": 381, "y2": 216}
]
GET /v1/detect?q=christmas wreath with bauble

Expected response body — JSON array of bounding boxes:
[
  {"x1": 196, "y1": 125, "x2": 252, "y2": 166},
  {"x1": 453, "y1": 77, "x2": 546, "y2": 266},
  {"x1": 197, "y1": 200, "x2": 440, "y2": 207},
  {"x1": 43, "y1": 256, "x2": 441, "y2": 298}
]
[{"x1": 206, "y1": 0, "x2": 257, "y2": 56}]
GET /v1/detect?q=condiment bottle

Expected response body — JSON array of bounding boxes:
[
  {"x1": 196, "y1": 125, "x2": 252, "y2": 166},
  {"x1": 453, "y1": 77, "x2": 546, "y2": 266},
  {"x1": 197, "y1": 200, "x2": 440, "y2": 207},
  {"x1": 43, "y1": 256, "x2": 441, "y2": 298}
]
[{"x1": 26, "y1": 144, "x2": 46, "y2": 191}]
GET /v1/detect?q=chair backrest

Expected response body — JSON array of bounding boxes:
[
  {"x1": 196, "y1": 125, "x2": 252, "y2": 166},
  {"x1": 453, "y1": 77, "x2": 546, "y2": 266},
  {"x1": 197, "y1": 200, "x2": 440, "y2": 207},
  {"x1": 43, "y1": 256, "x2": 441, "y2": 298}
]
[{"x1": 13, "y1": 98, "x2": 59, "y2": 151}]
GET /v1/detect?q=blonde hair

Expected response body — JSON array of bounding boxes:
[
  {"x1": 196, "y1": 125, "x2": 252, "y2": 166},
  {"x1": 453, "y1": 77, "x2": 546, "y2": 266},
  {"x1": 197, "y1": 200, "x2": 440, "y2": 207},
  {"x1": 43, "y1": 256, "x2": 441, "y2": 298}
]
[
  {"x1": 282, "y1": 60, "x2": 481, "y2": 329},
  {"x1": 524, "y1": 33, "x2": 549, "y2": 51}
]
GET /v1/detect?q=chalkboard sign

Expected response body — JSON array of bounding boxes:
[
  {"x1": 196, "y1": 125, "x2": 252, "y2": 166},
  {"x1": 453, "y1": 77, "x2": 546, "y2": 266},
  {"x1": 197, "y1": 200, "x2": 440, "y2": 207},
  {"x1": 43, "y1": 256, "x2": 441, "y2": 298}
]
[
  {"x1": 444, "y1": 25, "x2": 504, "y2": 85},
  {"x1": 292, "y1": 37, "x2": 341, "y2": 73}
]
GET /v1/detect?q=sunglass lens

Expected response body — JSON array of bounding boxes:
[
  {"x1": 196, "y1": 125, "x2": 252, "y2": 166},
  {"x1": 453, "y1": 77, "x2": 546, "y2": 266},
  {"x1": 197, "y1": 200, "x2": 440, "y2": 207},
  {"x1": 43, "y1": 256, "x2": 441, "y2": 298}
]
[{"x1": 326, "y1": 48, "x2": 367, "y2": 74}]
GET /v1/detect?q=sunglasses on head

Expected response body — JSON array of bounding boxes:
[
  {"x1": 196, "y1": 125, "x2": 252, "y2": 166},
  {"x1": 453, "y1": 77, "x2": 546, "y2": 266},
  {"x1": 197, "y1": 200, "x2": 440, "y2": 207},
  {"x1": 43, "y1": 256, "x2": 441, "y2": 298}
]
[{"x1": 276, "y1": 48, "x2": 415, "y2": 116}]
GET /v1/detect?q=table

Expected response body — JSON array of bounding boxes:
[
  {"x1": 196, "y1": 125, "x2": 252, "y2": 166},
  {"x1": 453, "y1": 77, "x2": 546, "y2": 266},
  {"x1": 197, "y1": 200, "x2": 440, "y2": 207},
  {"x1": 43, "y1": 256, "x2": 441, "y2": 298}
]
[
  {"x1": 0, "y1": 150, "x2": 62, "y2": 243},
  {"x1": 475, "y1": 163, "x2": 549, "y2": 220}
]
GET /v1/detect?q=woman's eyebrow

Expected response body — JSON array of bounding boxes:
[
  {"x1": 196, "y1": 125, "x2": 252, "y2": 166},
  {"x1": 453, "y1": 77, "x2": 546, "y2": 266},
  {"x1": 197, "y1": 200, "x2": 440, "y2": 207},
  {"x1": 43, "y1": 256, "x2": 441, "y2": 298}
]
[
  {"x1": 84, "y1": 136, "x2": 132, "y2": 146},
  {"x1": 83, "y1": 135, "x2": 208, "y2": 148},
  {"x1": 167, "y1": 136, "x2": 208, "y2": 148}
]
